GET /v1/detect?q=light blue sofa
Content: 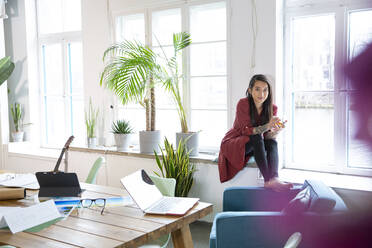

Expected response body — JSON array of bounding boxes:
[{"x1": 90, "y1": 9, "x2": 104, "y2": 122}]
[{"x1": 210, "y1": 180, "x2": 348, "y2": 248}]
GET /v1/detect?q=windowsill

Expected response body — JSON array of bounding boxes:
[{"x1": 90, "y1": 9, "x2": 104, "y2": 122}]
[
  {"x1": 280, "y1": 168, "x2": 372, "y2": 192},
  {"x1": 8, "y1": 142, "x2": 61, "y2": 160},
  {"x1": 68, "y1": 145, "x2": 220, "y2": 164}
]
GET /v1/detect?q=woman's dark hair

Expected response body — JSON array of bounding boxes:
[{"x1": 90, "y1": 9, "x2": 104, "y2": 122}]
[{"x1": 245, "y1": 74, "x2": 273, "y2": 126}]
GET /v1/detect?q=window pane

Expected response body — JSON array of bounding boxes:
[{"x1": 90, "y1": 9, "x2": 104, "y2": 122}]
[
  {"x1": 191, "y1": 110, "x2": 227, "y2": 148},
  {"x1": 152, "y1": 9, "x2": 181, "y2": 46},
  {"x1": 190, "y1": 42, "x2": 226, "y2": 76},
  {"x1": 117, "y1": 108, "x2": 145, "y2": 134},
  {"x1": 349, "y1": 10, "x2": 372, "y2": 59},
  {"x1": 155, "y1": 85, "x2": 176, "y2": 109},
  {"x1": 348, "y1": 105, "x2": 372, "y2": 169},
  {"x1": 116, "y1": 14, "x2": 145, "y2": 43},
  {"x1": 157, "y1": 109, "x2": 178, "y2": 145},
  {"x1": 62, "y1": 0, "x2": 81, "y2": 32},
  {"x1": 45, "y1": 96, "x2": 66, "y2": 146},
  {"x1": 347, "y1": 9, "x2": 372, "y2": 169},
  {"x1": 190, "y1": 2, "x2": 226, "y2": 42},
  {"x1": 153, "y1": 46, "x2": 182, "y2": 75},
  {"x1": 42, "y1": 43, "x2": 63, "y2": 95},
  {"x1": 292, "y1": 92, "x2": 334, "y2": 165},
  {"x1": 68, "y1": 42, "x2": 84, "y2": 96},
  {"x1": 292, "y1": 15, "x2": 335, "y2": 90},
  {"x1": 37, "y1": 0, "x2": 63, "y2": 34},
  {"x1": 190, "y1": 77, "x2": 226, "y2": 109},
  {"x1": 70, "y1": 96, "x2": 85, "y2": 146},
  {"x1": 37, "y1": 0, "x2": 81, "y2": 34}
]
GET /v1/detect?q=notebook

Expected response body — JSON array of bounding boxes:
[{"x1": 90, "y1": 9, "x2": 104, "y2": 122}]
[{"x1": 120, "y1": 170, "x2": 199, "y2": 216}]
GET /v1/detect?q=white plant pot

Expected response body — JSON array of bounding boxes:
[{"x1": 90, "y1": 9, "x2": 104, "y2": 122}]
[
  {"x1": 139, "y1": 130, "x2": 161, "y2": 154},
  {"x1": 176, "y1": 132, "x2": 199, "y2": 157},
  {"x1": 12, "y1": 131, "x2": 24, "y2": 142},
  {"x1": 114, "y1": 133, "x2": 132, "y2": 152},
  {"x1": 87, "y1": 137, "x2": 97, "y2": 148}
]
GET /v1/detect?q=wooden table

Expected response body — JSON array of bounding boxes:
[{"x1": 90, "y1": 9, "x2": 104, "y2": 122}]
[{"x1": 0, "y1": 183, "x2": 213, "y2": 248}]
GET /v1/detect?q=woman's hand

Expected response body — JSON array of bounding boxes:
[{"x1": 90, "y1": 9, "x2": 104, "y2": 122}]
[
  {"x1": 268, "y1": 116, "x2": 281, "y2": 130},
  {"x1": 270, "y1": 119, "x2": 287, "y2": 132}
]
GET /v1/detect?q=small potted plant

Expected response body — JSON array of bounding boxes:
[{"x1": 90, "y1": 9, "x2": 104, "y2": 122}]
[
  {"x1": 10, "y1": 102, "x2": 23, "y2": 142},
  {"x1": 154, "y1": 137, "x2": 196, "y2": 197},
  {"x1": 112, "y1": 119, "x2": 133, "y2": 152},
  {"x1": 85, "y1": 98, "x2": 99, "y2": 148}
]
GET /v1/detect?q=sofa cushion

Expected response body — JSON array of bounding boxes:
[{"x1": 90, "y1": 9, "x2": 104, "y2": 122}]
[
  {"x1": 302, "y1": 180, "x2": 340, "y2": 213},
  {"x1": 282, "y1": 186, "x2": 311, "y2": 214}
]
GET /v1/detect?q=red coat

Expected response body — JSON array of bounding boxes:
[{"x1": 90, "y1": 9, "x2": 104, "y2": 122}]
[{"x1": 218, "y1": 97, "x2": 277, "y2": 182}]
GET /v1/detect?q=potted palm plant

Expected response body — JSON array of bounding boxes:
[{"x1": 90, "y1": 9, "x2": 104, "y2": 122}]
[
  {"x1": 10, "y1": 102, "x2": 23, "y2": 142},
  {"x1": 154, "y1": 137, "x2": 196, "y2": 197},
  {"x1": 158, "y1": 32, "x2": 199, "y2": 156},
  {"x1": 112, "y1": 119, "x2": 133, "y2": 152},
  {"x1": 100, "y1": 41, "x2": 162, "y2": 154},
  {"x1": 85, "y1": 98, "x2": 99, "y2": 148},
  {"x1": 0, "y1": 56, "x2": 15, "y2": 86}
]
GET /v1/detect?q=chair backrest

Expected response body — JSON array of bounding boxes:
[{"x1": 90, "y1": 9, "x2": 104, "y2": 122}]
[
  {"x1": 149, "y1": 175, "x2": 176, "y2": 197},
  {"x1": 85, "y1": 157, "x2": 105, "y2": 184}
]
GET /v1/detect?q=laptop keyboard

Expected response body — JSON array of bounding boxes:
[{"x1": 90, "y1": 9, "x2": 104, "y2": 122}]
[{"x1": 148, "y1": 197, "x2": 183, "y2": 212}]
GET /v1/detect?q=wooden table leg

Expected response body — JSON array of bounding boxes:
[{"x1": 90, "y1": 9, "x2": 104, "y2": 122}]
[{"x1": 171, "y1": 225, "x2": 194, "y2": 248}]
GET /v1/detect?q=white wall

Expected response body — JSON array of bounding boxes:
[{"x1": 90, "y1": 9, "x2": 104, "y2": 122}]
[
  {"x1": 0, "y1": 18, "x2": 9, "y2": 169},
  {"x1": 4, "y1": 0, "x2": 32, "y2": 140}
]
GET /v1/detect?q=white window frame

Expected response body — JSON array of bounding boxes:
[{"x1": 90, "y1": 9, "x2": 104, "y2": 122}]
[
  {"x1": 283, "y1": 0, "x2": 372, "y2": 176},
  {"x1": 36, "y1": 7, "x2": 83, "y2": 148},
  {"x1": 112, "y1": 0, "x2": 230, "y2": 153}
]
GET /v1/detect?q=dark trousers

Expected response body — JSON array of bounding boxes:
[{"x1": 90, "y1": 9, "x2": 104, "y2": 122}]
[{"x1": 245, "y1": 134, "x2": 278, "y2": 182}]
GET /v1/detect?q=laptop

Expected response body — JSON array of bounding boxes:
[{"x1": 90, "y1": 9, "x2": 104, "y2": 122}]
[
  {"x1": 36, "y1": 172, "x2": 82, "y2": 197},
  {"x1": 120, "y1": 169, "x2": 199, "y2": 215}
]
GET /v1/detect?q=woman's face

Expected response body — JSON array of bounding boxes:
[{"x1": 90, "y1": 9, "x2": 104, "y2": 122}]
[{"x1": 249, "y1": 80, "x2": 269, "y2": 106}]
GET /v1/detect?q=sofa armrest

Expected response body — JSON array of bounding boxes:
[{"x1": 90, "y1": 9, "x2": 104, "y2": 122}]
[
  {"x1": 212, "y1": 211, "x2": 292, "y2": 248},
  {"x1": 223, "y1": 186, "x2": 301, "y2": 211}
]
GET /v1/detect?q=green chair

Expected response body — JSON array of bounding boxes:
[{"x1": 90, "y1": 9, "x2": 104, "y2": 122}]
[
  {"x1": 139, "y1": 174, "x2": 176, "y2": 248},
  {"x1": 85, "y1": 157, "x2": 105, "y2": 184}
]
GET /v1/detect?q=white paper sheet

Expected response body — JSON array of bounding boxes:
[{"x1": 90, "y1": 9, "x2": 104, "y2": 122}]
[
  {"x1": 0, "y1": 173, "x2": 39, "y2": 189},
  {"x1": 0, "y1": 207, "x2": 21, "y2": 228},
  {"x1": 3, "y1": 200, "x2": 61, "y2": 233}
]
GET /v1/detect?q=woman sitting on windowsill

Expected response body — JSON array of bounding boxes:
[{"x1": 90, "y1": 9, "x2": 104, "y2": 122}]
[{"x1": 218, "y1": 74, "x2": 293, "y2": 192}]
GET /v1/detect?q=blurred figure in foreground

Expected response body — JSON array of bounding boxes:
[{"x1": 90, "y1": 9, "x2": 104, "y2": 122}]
[{"x1": 310, "y1": 42, "x2": 372, "y2": 247}]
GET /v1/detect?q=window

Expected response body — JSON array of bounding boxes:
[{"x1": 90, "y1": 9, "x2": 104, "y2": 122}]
[
  {"x1": 37, "y1": 0, "x2": 84, "y2": 147},
  {"x1": 284, "y1": 1, "x2": 372, "y2": 176},
  {"x1": 115, "y1": 1, "x2": 227, "y2": 151}
]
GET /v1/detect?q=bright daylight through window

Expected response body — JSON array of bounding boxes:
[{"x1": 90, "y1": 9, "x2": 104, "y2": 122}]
[
  {"x1": 284, "y1": 0, "x2": 372, "y2": 176},
  {"x1": 37, "y1": 0, "x2": 84, "y2": 148},
  {"x1": 115, "y1": 1, "x2": 227, "y2": 151}
]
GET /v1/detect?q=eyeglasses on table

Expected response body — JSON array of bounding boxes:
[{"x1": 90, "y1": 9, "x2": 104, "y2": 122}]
[{"x1": 79, "y1": 198, "x2": 106, "y2": 215}]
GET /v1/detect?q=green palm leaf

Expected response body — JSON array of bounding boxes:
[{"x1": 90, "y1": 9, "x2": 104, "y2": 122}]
[
  {"x1": 100, "y1": 40, "x2": 158, "y2": 105},
  {"x1": 173, "y1": 32, "x2": 191, "y2": 53}
]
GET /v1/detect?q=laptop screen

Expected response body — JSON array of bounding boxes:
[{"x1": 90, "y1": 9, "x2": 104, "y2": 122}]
[{"x1": 120, "y1": 170, "x2": 163, "y2": 210}]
